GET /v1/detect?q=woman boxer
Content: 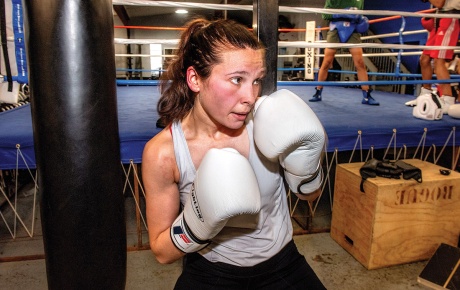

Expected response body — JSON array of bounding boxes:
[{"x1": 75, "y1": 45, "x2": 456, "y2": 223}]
[{"x1": 142, "y1": 18, "x2": 326, "y2": 289}]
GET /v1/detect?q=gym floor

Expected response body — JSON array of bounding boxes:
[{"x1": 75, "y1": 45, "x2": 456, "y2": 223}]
[{"x1": 0, "y1": 183, "x2": 428, "y2": 290}]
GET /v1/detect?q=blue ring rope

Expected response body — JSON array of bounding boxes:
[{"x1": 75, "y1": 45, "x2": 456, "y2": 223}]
[
  {"x1": 120, "y1": 67, "x2": 460, "y2": 79},
  {"x1": 278, "y1": 68, "x2": 460, "y2": 78}
]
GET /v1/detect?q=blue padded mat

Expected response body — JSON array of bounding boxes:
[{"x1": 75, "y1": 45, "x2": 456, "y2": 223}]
[
  {"x1": 0, "y1": 85, "x2": 458, "y2": 169},
  {"x1": 0, "y1": 86, "x2": 161, "y2": 169},
  {"x1": 279, "y1": 84, "x2": 459, "y2": 153}
]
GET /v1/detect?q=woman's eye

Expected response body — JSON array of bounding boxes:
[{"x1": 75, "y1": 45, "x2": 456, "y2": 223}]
[
  {"x1": 253, "y1": 79, "x2": 262, "y2": 85},
  {"x1": 231, "y1": 77, "x2": 242, "y2": 84}
]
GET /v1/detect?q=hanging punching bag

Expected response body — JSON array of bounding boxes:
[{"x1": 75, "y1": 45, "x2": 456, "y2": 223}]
[{"x1": 23, "y1": 1, "x2": 126, "y2": 289}]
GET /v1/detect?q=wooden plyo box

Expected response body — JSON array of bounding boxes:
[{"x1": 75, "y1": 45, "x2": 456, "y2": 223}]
[{"x1": 331, "y1": 159, "x2": 460, "y2": 270}]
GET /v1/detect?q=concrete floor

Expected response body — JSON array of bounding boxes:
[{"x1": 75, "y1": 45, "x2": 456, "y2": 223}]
[
  {"x1": 0, "y1": 185, "x2": 430, "y2": 290},
  {"x1": 0, "y1": 234, "x2": 428, "y2": 290}
]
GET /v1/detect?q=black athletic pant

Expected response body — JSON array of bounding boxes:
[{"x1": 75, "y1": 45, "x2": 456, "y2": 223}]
[{"x1": 174, "y1": 240, "x2": 326, "y2": 290}]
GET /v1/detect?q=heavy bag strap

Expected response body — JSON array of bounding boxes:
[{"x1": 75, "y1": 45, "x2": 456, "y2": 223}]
[
  {"x1": 360, "y1": 178, "x2": 366, "y2": 193},
  {"x1": 359, "y1": 158, "x2": 379, "y2": 193}
]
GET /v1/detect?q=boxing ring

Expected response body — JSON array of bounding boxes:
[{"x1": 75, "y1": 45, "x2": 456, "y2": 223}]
[
  {"x1": 1, "y1": 85, "x2": 458, "y2": 170},
  {"x1": 1, "y1": 83, "x2": 458, "y2": 239},
  {"x1": 1, "y1": 1, "x2": 460, "y2": 247}
]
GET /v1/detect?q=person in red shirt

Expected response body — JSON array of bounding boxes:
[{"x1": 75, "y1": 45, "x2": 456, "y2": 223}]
[{"x1": 406, "y1": 0, "x2": 459, "y2": 111}]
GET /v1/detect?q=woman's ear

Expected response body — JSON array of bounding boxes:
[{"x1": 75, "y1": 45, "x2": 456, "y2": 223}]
[{"x1": 186, "y1": 66, "x2": 200, "y2": 92}]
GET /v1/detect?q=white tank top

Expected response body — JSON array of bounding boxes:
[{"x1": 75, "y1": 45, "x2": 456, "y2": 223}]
[{"x1": 171, "y1": 117, "x2": 292, "y2": 266}]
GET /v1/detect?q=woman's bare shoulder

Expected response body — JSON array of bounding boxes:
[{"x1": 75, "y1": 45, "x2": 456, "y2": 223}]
[
  {"x1": 143, "y1": 127, "x2": 174, "y2": 158},
  {"x1": 142, "y1": 128, "x2": 177, "y2": 181}
]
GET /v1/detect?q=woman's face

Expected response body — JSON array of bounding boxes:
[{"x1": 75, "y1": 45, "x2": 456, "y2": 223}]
[{"x1": 194, "y1": 48, "x2": 266, "y2": 130}]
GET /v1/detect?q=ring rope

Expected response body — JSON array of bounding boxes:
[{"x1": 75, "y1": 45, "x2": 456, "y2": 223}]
[
  {"x1": 115, "y1": 53, "x2": 176, "y2": 58},
  {"x1": 115, "y1": 78, "x2": 460, "y2": 86},
  {"x1": 117, "y1": 68, "x2": 165, "y2": 72},
  {"x1": 116, "y1": 66, "x2": 460, "y2": 80},
  {"x1": 114, "y1": 25, "x2": 427, "y2": 40},
  {"x1": 367, "y1": 8, "x2": 436, "y2": 24},
  {"x1": 281, "y1": 8, "x2": 459, "y2": 19},
  {"x1": 114, "y1": 37, "x2": 460, "y2": 52},
  {"x1": 278, "y1": 41, "x2": 460, "y2": 51},
  {"x1": 320, "y1": 70, "x2": 459, "y2": 79},
  {"x1": 278, "y1": 79, "x2": 460, "y2": 86},
  {"x1": 114, "y1": 25, "x2": 185, "y2": 31},
  {"x1": 361, "y1": 30, "x2": 427, "y2": 41},
  {"x1": 113, "y1": 3, "x2": 460, "y2": 87},
  {"x1": 115, "y1": 50, "x2": 460, "y2": 59},
  {"x1": 112, "y1": 0, "x2": 252, "y2": 11},
  {"x1": 113, "y1": 8, "x2": 436, "y2": 33},
  {"x1": 112, "y1": 1, "x2": 458, "y2": 18},
  {"x1": 315, "y1": 8, "x2": 437, "y2": 31}
]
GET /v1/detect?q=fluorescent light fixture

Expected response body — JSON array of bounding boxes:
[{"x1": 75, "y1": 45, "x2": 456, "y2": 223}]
[{"x1": 175, "y1": 9, "x2": 188, "y2": 14}]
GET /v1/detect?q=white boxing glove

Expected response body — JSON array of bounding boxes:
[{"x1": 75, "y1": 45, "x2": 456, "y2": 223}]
[
  {"x1": 448, "y1": 103, "x2": 460, "y2": 118},
  {"x1": 170, "y1": 148, "x2": 261, "y2": 253},
  {"x1": 253, "y1": 89, "x2": 326, "y2": 196}
]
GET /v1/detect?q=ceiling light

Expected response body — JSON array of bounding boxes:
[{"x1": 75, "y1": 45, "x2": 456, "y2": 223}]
[{"x1": 175, "y1": 9, "x2": 188, "y2": 14}]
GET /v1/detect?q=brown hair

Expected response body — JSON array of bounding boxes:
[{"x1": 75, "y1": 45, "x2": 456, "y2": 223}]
[{"x1": 157, "y1": 18, "x2": 265, "y2": 126}]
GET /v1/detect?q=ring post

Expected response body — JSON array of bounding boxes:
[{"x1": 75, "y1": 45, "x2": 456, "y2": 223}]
[
  {"x1": 23, "y1": 1, "x2": 127, "y2": 289},
  {"x1": 253, "y1": 0, "x2": 279, "y2": 95}
]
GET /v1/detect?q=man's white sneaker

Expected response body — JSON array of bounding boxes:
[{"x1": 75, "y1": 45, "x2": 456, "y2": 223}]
[
  {"x1": 448, "y1": 103, "x2": 460, "y2": 118},
  {"x1": 440, "y1": 95, "x2": 455, "y2": 114}
]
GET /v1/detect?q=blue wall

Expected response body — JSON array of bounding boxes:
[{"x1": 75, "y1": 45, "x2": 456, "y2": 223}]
[{"x1": 366, "y1": 2, "x2": 432, "y2": 73}]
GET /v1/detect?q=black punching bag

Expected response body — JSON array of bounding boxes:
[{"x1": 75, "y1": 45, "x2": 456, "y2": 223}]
[{"x1": 23, "y1": 1, "x2": 126, "y2": 289}]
